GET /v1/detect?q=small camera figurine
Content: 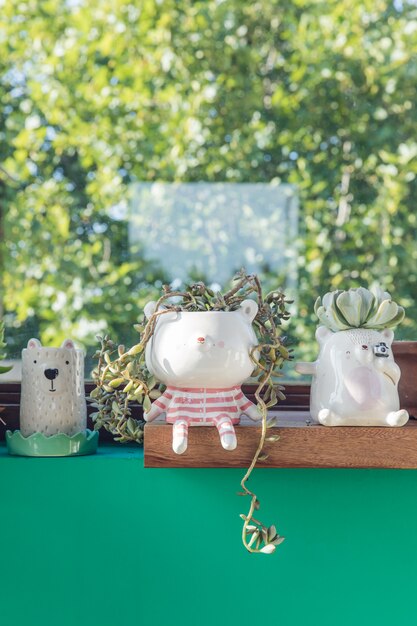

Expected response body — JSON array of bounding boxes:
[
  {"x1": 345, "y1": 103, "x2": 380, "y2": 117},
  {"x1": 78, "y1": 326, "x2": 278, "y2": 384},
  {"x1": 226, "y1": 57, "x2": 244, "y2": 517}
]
[{"x1": 373, "y1": 342, "x2": 389, "y2": 358}]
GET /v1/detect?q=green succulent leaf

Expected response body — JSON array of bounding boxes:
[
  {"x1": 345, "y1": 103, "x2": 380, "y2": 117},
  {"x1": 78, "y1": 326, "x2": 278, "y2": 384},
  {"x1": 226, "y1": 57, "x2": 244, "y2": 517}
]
[
  {"x1": 336, "y1": 290, "x2": 364, "y2": 327},
  {"x1": 365, "y1": 299, "x2": 399, "y2": 328},
  {"x1": 316, "y1": 304, "x2": 350, "y2": 332},
  {"x1": 356, "y1": 288, "x2": 376, "y2": 324}
]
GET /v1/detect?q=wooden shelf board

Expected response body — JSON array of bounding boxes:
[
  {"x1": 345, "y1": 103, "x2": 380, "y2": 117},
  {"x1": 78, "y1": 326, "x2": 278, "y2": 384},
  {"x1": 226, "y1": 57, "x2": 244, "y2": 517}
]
[{"x1": 144, "y1": 411, "x2": 417, "y2": 469}]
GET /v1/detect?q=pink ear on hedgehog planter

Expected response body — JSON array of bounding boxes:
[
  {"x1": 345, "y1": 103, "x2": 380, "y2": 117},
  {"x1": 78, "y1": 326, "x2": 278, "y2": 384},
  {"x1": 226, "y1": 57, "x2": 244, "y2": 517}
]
[
  {"x1": 61, "y1": 339, "x2": 75, "y2": 350},
  {"x1": 27, "y1": 338, "x2": 42, "y2": 349},
  {"x1": 382, "y1": 329, "x2": 394, "y2": 345},
  {"x1": 315, "y1": 326, "x2": 333, "y2": 345}
]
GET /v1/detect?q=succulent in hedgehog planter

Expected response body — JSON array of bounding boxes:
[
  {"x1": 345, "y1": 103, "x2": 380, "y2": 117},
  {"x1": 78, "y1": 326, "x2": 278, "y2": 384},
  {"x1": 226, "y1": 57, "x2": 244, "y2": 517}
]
[
  {"x1": 6, "y1": 338, "x2": 98, "y2": 456},
  {"x1": 296, "y1": 287, "x2": 408, "y2": 427},
  {"x1": 91, "y1": 271, "x2": 291, "y2": 554}
]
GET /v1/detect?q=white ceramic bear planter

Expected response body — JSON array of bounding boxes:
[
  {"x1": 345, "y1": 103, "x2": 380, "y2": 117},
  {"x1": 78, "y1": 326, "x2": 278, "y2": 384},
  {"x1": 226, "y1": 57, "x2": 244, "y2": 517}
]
[
  {"x1": 6, "y1": 339, "x2": 98, "y2": 456},
  {"x1": 7, "y1": 338, "x2": 98, "y2": 457},
  {"x1": 296, "y1": 327, "x2": 408, "y2": 427},
  {"x1": 20, "y1": 338, "x2": 87, "y2": 436},
  {"x1": 143, "y1": 300, "x2": 261, "y2": 454}
]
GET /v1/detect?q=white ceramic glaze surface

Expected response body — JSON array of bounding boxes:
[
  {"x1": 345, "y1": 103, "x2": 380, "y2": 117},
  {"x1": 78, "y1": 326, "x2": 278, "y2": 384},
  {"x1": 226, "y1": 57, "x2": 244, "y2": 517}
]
[
  {"x1": 295, "y1": 326, "x2": 408, "y2": 427},
  {"x1": 20, "y1": 338, "x2": 87, "y2": 436},
  {"x1": 144, "y1": 300, "x2": 261, "y2": 453}
]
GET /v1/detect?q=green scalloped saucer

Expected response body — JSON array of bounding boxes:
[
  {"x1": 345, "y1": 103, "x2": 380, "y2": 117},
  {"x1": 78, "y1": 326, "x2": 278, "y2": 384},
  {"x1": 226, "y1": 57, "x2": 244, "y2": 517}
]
[{"x1": 6, "y1": 429, "x2": 99, "y2": 457}]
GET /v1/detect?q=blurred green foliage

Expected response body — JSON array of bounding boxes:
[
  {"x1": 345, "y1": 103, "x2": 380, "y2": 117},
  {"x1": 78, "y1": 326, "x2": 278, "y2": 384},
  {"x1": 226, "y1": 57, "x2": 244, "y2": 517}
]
[{"x1": 1, "y1": 0, "x2": 416, "y2": 370}]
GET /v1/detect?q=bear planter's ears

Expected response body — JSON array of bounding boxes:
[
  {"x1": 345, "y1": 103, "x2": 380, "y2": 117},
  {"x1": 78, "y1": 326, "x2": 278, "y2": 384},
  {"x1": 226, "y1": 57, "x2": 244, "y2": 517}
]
[
  {"x1": 27, "y1": 338, "x2": 42, "y2": 349},
  {"x1": 61, "y1": 339, "x2": 75, "y2": 350},
  {"x1": 382, "y1": 329, "x2": 394, "y2": 345},
  {"x1": 239, "y1": 299, "x2": 258, "y2": 323},
  {"x1": 316, "y1": 325, "x2": 333, "y2": 345}
]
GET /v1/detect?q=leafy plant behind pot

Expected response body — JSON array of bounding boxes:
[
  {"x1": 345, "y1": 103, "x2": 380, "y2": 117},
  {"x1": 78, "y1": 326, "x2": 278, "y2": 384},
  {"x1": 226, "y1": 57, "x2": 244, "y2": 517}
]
[
  {"x1": 0, "y1": 321, "x2": 13, "y2": 426},
  {"x1": 0, "y1": 322, "x2": 12, "y2": 375},
  {"x1": 91, "y1": 270, "x2": 292, "y2": 554}
]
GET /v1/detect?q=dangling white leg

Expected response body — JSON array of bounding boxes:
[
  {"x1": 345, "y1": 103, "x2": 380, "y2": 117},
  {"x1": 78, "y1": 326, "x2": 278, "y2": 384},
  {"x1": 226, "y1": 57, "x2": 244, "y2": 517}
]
[
  {"x1": 172, "y1": 419, "x2": 189, "y2": 454},
  {"x1": 213, "y1": 415, "x2": 237, "y2": 451},
  {"x1": 386, "y1": 410, "x2": 409, "y2": 427}
]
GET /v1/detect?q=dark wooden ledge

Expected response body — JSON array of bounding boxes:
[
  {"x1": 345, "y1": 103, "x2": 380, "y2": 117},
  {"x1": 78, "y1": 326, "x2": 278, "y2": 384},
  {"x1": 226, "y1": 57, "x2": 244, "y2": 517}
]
[{"x1": 144, "y1": 411, "x2": 417, "y2": 469}]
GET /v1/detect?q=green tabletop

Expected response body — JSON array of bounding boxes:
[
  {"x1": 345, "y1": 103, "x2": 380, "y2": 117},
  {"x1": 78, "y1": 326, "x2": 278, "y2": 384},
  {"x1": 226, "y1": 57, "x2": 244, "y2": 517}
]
[{"x1": 0, "y1": 443, "x2": 416, "y2": 626}]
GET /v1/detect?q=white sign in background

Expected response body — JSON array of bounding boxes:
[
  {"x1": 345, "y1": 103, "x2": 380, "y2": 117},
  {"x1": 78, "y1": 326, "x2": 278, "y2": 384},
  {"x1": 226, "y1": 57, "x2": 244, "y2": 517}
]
[{"x1": 129, "y1": 182, "x2": 299, "y2": 290}]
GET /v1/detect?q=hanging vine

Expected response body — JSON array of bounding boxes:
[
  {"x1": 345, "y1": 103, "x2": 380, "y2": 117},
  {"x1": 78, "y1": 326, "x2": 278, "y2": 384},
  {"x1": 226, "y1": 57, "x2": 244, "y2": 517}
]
[{"x1": 91, "y1": 270, "x2": 292, "y2": 554}]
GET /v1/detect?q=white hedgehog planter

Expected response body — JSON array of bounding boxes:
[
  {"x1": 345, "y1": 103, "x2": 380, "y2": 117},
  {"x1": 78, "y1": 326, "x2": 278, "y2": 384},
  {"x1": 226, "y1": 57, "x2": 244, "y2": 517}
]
[
  {"x1": 296, "y1": 327, "x2": 409, "y2": 427},
  {"x1": 143, "y1": 300, "x2": 261, "y2": 454},
  {"x1": 6, "y1": 338, "x2": 98, "y2": 456}
]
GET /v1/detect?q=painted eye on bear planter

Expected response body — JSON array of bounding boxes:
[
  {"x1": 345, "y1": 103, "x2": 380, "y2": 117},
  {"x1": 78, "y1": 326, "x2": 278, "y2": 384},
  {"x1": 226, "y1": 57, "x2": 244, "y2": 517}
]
[{"x1": 6, "y1": 338, "x2": 98, "y2": 457}]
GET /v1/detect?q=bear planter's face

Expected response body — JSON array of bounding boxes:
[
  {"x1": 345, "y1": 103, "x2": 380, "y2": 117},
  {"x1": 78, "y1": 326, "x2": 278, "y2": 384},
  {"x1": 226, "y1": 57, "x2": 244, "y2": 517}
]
[
  {"x1": 25, "y1": 339, "x2": 81, "y2": 397},
  {"x1": 144, "y1": 299, "x2": 259, "y2": 388},
  {"x1": 20, "y1": 338, "x2": 87, "y2": 436}
]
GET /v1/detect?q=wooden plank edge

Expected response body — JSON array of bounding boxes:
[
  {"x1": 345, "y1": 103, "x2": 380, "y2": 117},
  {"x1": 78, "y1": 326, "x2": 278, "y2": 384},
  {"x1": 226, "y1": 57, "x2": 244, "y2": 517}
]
[{"x1": 144, "y1": 419, "x2": 417, "y2": 469}]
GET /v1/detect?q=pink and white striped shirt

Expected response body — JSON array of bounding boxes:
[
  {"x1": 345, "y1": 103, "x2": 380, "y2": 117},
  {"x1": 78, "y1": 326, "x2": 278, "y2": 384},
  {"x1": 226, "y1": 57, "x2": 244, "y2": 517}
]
[{"x1": 151, "y1": 386, "x2": 255, "y2": 425}]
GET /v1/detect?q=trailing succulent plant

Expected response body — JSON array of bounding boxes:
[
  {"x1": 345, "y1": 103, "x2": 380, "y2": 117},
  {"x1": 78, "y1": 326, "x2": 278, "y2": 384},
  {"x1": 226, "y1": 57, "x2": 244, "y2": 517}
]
[
  {"x1": 314, "y1": 287, "x2": 405, "y2": 332},
  {"x1": 91, "y1": 269, "x2": 292, "y2": 554}
]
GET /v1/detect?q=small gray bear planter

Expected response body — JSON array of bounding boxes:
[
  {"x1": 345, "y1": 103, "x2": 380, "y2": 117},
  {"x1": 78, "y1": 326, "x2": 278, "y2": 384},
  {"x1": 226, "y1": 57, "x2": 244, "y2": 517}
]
[{"x1": 6, "y1": 338, "x2": 98, "y2": 457}]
